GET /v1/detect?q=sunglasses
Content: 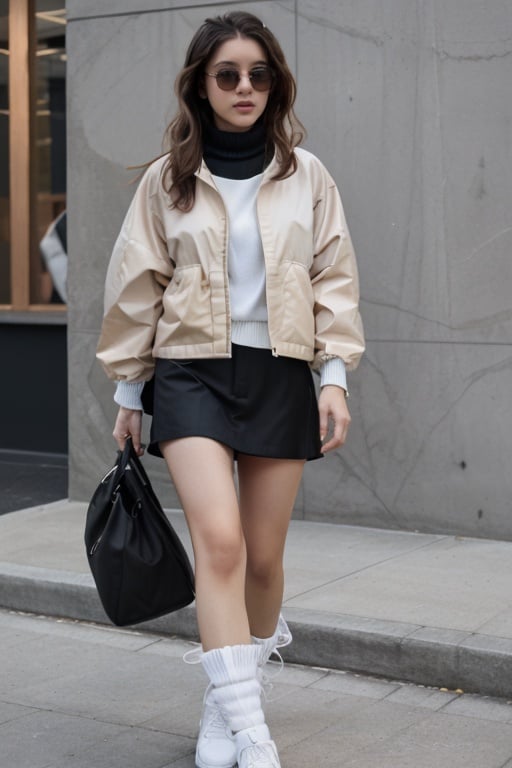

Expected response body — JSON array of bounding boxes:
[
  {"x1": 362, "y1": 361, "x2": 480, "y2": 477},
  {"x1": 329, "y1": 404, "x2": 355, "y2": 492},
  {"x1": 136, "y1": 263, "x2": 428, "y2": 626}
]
[{"x1": 205, "y1": 66, "x2": 274, "y2": 92}]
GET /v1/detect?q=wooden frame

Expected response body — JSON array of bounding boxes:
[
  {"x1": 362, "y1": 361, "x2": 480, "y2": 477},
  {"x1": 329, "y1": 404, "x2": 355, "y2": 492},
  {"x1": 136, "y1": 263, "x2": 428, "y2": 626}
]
[
  {"x1": 8, "y1": 0, "x2": 32, "y2": 308},
  {"x1": 3, "y1": 0, "x2": 65, "y2": 312}
]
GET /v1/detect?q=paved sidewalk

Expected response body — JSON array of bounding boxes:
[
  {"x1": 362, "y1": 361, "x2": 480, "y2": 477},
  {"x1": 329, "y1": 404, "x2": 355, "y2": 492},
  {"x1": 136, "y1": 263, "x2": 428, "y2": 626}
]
[
  {"x1": 3, "y1": 609, "x2": 512, "y2": 768},
  {"x1": 1, "y1": 500, "x2": 512, "y2": 698}
]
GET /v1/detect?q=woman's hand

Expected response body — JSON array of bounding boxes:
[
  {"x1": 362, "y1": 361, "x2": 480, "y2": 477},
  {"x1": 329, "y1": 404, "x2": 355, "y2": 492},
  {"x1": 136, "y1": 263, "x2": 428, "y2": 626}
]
[
  {"x1": 318, "y1": 385, "x2": 351, "y2": 453},
  {"x1": 113, "y1": 407, "x2": 144, "y2": 456}
]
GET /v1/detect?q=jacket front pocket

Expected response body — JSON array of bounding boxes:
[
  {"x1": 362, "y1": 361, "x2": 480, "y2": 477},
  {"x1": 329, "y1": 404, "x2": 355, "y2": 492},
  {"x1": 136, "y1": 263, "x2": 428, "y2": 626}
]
[
  {"x1": 282, "y1": 262, "x2": 315, "y2": 347},
  {"x1": 159, "y1": 265, "x2": 213, "y2": 345}
]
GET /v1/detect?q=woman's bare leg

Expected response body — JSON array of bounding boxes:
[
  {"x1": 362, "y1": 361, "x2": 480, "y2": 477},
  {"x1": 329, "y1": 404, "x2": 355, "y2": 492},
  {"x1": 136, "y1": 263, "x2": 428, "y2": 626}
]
[
  {"x1": 160, "y1": 437, "x2": 250, "y2": 651},
  {"x1": 236, "y1": 455, "x2": 305, "y2": 638}
]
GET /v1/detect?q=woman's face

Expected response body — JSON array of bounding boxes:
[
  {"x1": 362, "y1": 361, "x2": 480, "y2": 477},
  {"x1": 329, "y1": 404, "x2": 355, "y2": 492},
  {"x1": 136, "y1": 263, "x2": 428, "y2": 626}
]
[{"x1": 203, "y1": 36, "x2": 271, "y2": 132}]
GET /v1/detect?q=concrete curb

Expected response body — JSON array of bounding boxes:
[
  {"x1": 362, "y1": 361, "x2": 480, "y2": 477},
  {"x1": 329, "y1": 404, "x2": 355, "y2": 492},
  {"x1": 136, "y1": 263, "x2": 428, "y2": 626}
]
[{"x1": 1, "y1": 560, "x2": 512, "y2": 699}]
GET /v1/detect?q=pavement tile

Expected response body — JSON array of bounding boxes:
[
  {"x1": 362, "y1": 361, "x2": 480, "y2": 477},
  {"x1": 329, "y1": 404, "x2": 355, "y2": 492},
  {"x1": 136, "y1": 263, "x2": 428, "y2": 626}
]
[
  {"x1": 50, "y1": 725, "x2": 194, "y2": 768},
  {"x1": 0, "y1": 710, "x2": 129, "y2": 768},
  {"x1": 134, "y1": 677, "x2": 210, "y2": 740},
  {"x1": 279, "y1": 697, "x2": 430, "y2": 767},
  {"x1": 310, "y1": 670, "x2": 402, "y2": 699},
  {"x1": 442, "y1": 693, "x2": 512, "y2": 723},
  {"x1": 264, "y1": 685, "x2": 374, "y2": 750},
  {"x1": 267, "y1": 661, "x2": 329, "y2": 688},
  {"x1": 283, "y1": 521, "x2": 444, "y2": 582},
  {"x1": 161, "y1": 755, "x2": 196, "y2": 768},
  {"x1": 2, "y1": 632, "x2": 205, "y2": 728},
  {"x1": 385, "y1": 683, "x2": 459, "y2": 710},
  {"x1": 477, "y1": 606, "x2": 512, "y2": 640},
  {"x1": 339, "y1": 707, "x2": 512, "y2": 768},
  {"x1": 139, "y1": 636, "x2": 198, "y2": 659},
  {"x1": 1, "y1": 610, "x2": 162, "y2": 651},
  {"x1": 0, "y1": 619, "x2": 47, "y2": 650}
]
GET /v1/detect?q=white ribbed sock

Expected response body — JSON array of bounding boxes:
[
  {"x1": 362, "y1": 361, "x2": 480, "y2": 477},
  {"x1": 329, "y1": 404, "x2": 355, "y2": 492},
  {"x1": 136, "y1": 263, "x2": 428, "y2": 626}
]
[
  {"x1": 201, "y1": 644, "x2": 265, "y2": 733},
  {"x1": 251, "y1": 614, "x2": 293, "y2": 665}
]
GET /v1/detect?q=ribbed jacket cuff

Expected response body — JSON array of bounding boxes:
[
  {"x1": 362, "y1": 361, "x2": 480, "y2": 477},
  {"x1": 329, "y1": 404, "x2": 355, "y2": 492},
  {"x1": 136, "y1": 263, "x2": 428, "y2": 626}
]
[
  {"x1": 320, "y1": 357, "x2": 347, "y2": 393},
  {"x1": 114, "y1": 381, "x2": 145, "y2": 410}
]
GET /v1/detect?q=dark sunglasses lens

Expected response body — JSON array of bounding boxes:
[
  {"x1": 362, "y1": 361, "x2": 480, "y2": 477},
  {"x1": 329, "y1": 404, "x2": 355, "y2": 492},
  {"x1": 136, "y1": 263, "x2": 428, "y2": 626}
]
[
  {"x1": 216, "y1": 70, "x2": 240, "y2": 90},
  {"x1": 250, "y1": 68, "x2": 273, "y2": 91}
]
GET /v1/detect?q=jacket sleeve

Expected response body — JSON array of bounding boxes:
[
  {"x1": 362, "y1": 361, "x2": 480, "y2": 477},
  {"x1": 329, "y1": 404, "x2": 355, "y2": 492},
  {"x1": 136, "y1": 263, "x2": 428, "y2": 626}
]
[
  {"x1": 96, "y1": 167, "x2": 173, "y2": 382},
  {"x1": 310, "y1": 165, "x2": 365, "y2": 371}
]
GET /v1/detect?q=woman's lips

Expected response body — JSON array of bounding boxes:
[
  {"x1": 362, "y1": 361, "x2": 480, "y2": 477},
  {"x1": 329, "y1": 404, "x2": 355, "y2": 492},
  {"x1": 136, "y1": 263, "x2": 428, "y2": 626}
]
[{"x1": 234, "y1": 102, "x2": 255, "y2": 112}]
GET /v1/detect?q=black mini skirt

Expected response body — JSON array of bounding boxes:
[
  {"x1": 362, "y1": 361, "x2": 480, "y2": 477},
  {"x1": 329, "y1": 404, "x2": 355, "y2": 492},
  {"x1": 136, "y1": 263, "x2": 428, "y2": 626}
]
[{"x1": 142, "y1": 344, "x2": 322, "y2": 461}]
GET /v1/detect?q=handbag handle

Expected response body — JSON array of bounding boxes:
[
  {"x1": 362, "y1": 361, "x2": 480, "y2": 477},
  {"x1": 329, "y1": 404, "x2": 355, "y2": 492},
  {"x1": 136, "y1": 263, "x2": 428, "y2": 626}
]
[
  {"x1": 107, "y1": 437, "x2": 135, "y2": 493},
  {"x1": 114, "y1": 437, "x2": 154, "y2": 490}
]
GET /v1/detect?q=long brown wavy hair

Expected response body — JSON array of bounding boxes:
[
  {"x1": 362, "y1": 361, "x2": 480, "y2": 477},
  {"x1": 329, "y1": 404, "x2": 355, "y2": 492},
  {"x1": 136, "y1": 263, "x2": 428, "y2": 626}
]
[{"x1": 163, "y1": 11, "x2": 305, "y2": 211}]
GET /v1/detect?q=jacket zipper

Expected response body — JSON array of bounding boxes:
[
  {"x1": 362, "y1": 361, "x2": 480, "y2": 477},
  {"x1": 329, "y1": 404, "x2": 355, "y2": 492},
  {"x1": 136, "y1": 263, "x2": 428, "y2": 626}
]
[
  {"x1": 197, "y1": 170, "x2": 232, "y2": 356},
  {"x1": 222, "y1": 198, "x2": 232, "y2": 354},
  {"x1": 255, "y1": 184, "x2": 278, "y2": 358}
]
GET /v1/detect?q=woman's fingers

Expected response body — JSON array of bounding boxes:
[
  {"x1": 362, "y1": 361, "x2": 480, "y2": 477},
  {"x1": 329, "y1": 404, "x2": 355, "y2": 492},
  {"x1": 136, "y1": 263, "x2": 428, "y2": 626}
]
[
  {"x1": 113, "y1": 408, "x2": 144, "y2": 454},
  {"x1": 321, "y1": 415, "x2": 350, "y2": 452},
  {"x1": 318, "y1": 386, "x2": 351, "y2": 454}
]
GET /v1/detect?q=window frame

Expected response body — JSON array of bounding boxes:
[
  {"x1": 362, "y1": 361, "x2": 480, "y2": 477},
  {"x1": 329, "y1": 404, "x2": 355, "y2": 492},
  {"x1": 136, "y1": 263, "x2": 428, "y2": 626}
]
[{"x1": 2, "y1": 0, "x2": 66, "y2": 313}]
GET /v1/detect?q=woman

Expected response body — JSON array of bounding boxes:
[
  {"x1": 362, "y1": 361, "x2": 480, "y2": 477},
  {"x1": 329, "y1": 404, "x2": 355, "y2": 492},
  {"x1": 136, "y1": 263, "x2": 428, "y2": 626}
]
[{"x1": 97, "y1": 11, "x2": 364, "y2": 768}]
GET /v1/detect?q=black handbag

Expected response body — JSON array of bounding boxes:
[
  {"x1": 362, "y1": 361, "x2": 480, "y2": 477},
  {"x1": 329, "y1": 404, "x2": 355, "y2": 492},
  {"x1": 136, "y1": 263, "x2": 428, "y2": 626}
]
[{"x1": 84, "y1": 437, "x2": 195, "y2": 626}]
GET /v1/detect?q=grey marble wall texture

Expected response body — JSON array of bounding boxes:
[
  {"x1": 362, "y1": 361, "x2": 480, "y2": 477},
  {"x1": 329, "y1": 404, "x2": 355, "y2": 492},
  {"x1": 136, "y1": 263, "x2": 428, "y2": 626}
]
[{"x1": 66, "y1": 0, "x2": 512, "y2": 539}]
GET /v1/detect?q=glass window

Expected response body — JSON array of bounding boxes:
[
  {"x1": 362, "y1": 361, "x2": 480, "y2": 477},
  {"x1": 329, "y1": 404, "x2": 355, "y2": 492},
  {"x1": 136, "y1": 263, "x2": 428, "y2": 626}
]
[
  {"x1": 0, "y1": 1, "x2": 9, "y2": 304},
  {"x1": 33, "y1": 0, "x2": 66, "y2": 304}
]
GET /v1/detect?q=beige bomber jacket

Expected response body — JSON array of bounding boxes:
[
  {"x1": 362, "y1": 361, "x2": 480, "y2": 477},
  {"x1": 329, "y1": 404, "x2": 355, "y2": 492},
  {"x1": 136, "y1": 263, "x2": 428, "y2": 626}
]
[{"x1": 96, "y1": 147, "x2": 365, "y2": 383}]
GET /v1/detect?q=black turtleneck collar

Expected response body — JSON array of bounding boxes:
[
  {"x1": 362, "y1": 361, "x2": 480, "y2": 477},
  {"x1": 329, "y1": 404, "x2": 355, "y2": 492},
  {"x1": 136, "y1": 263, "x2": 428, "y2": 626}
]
[{"x1": 202, "y1": 116, "x2": 269, "y2": 180}]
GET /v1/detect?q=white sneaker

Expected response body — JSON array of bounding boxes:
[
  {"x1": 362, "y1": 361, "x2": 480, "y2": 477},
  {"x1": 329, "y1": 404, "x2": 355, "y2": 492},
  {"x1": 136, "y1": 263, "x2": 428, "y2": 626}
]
[
  {"x1": 195, "y1": 684, "x2": 237, "y2": 768},
  {"x1": 235, "y1": 726, "x2": 281, "y2": 768}
]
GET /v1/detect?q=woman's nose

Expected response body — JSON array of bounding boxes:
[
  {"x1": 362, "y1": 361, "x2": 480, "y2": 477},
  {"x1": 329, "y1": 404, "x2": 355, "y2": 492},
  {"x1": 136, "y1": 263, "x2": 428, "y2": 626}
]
[{"x1": 236, "y1": 72, "x2": 253, "y2": 92}]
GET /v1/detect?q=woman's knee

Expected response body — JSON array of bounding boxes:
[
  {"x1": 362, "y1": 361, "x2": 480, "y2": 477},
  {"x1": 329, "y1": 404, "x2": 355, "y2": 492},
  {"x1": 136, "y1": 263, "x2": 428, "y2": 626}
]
[
  {"x1": 196, "y1": 525, "x2": 246, "y2": 579},
  {"x1": 245, "y1": 551, "x2": 283, "y2": 589}
]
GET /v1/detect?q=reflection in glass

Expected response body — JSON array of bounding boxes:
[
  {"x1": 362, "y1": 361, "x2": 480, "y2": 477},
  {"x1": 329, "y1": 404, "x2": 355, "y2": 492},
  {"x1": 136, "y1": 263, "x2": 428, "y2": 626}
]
[
  {"x1": 33, "y1": 1, "x2": 66, "y2": 304},
  {"x1": 0, "y1": 0, "x2": 9, "y2": 304}
]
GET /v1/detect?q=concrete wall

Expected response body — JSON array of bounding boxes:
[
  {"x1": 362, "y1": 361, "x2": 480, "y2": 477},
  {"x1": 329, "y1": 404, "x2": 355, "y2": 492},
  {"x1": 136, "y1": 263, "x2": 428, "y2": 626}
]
[{"x1": 67, "y1": 0, "x2": 512, "y2": 539}]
